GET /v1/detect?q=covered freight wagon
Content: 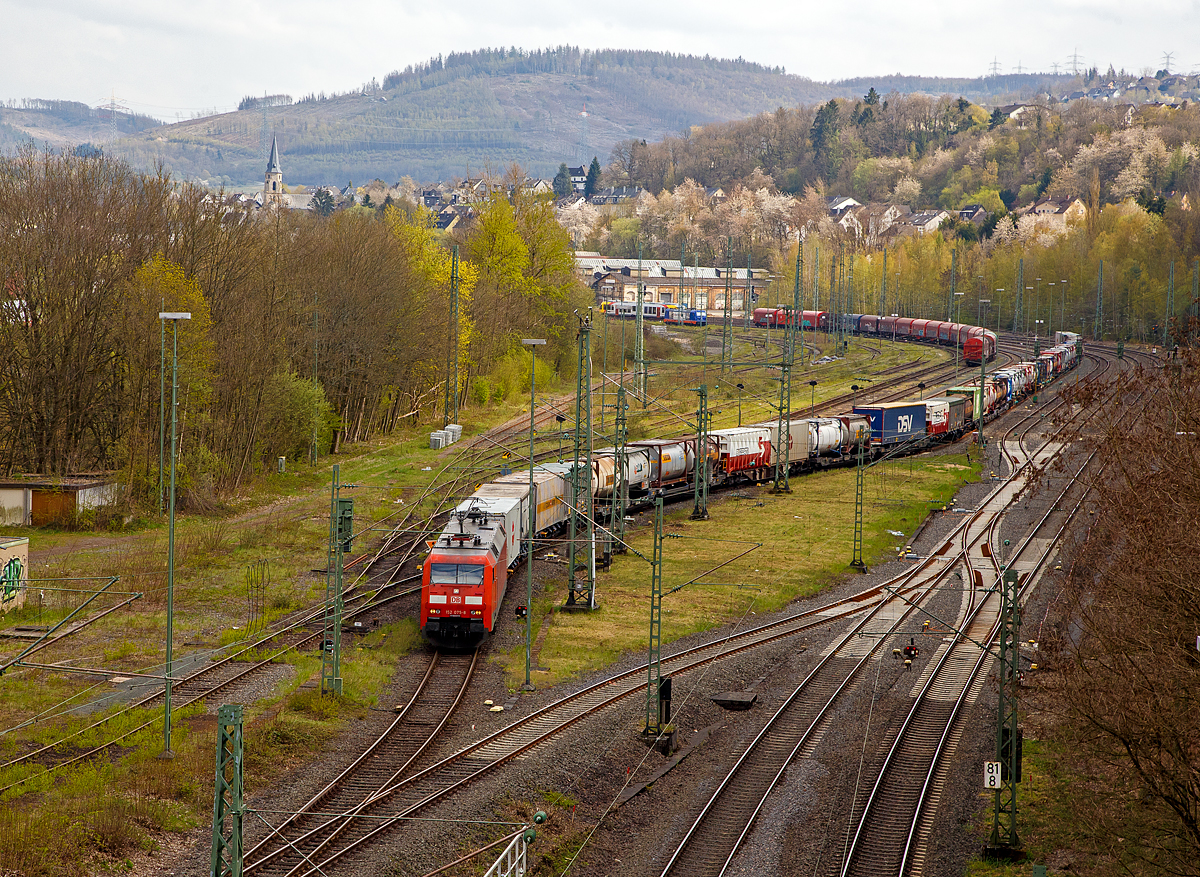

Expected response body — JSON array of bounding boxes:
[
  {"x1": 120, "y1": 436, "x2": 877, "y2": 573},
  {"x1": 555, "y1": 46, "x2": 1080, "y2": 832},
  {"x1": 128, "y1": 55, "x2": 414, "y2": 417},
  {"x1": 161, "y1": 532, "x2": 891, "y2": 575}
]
[{"x1": 853, "y1": 402, "x2": 926, "y2": 447}]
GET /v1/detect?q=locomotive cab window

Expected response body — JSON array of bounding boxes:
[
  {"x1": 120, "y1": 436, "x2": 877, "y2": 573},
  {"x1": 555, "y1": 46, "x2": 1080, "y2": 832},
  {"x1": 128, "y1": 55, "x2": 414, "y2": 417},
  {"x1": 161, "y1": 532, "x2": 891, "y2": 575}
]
[{"x1": 430, "y1": 563, "x2": 485, "y2": 585}]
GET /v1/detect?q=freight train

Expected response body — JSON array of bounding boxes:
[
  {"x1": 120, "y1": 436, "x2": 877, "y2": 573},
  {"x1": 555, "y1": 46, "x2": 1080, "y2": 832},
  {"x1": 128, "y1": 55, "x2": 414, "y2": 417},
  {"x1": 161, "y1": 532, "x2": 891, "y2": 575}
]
[
  {"x1": 752, "y1": 309, "x2": 998, "y2": 364},
  {"x1": 420, "y1": 319, "x2": 1078, "y2": 648}
]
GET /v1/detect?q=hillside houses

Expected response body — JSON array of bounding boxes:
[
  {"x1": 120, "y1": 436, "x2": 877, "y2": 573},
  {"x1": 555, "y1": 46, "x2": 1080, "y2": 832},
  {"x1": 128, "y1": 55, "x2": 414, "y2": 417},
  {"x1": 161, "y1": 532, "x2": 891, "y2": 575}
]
[
  {"x1": 830, "y1": 201, "x2": 955, "y2": 243},
  {"x1": 1056, "y1": 74, "x2": 1200, "y2": 106}
]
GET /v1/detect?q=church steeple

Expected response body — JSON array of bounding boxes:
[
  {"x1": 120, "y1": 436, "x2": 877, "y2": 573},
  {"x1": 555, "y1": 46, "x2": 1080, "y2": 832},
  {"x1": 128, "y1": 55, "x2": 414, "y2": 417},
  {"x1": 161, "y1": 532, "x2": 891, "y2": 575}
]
[
  {"x1": 266, "y1": 135, "x2": 281, "y2": 175},
  {"x1": 264, "y1": 134, "x2": 283, "y2": 206}
]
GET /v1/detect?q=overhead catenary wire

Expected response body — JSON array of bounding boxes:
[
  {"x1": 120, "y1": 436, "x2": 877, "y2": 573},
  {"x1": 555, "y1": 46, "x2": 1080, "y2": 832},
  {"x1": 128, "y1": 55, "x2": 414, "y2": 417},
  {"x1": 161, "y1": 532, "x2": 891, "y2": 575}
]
[{"x1": 556, "y1": 595, "x2": 761, "y2": 877}]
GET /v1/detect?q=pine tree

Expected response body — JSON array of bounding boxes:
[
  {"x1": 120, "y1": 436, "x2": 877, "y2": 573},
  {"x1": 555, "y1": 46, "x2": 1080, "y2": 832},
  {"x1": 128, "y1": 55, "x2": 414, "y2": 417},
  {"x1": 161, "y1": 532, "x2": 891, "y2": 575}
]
[
  {"x1": 584, "y1": 157, "x2": 601, "y2": 198},
  {"x1": 553, "y1": 163, "x2": 572, "y2": 197}
]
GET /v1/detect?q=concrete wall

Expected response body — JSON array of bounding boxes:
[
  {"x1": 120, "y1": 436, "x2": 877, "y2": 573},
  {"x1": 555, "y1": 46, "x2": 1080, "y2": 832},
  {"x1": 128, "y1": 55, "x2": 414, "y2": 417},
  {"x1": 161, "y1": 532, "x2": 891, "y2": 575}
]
[
  {"x1": 0, "y1": 487, "x2": 29, "y2": 526},
  {"x1": 77, "y1": 482, "x2": 119, "y2": 511}
]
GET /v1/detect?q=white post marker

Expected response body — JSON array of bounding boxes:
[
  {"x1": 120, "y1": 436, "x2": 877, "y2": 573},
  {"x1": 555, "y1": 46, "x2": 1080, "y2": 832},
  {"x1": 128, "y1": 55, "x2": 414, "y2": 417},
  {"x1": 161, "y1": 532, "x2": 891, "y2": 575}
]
[{"x1": 984, "y1": 761, "x2": 1003, "y2": 789}]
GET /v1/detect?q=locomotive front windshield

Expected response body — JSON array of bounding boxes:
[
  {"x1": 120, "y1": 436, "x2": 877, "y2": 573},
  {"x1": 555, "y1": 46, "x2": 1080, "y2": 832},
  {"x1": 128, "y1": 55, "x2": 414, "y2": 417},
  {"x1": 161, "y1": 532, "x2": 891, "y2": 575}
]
[{"x1": 429, "y1": 563, "x2": 485, "y2": 586}]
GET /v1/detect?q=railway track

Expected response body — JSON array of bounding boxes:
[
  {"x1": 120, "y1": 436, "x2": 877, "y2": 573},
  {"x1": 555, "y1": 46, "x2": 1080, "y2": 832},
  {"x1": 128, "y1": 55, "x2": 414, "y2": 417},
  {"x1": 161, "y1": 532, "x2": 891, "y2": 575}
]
[
  {"x1": 656, "y1": 347, "x2": 1116, "y2": 876},
  {"x1": 836, "y1": 346, "x2": 1132, "y2": 877},
  {"x1": 0, "y1": 328, "x2": 1107, "y2": 877},
  {"x1": 245, "y1": 649, "x2": 478, "y2": 877},
  {"x1": 224, "y1": 354, "x2": 1098, "y2": 875}
]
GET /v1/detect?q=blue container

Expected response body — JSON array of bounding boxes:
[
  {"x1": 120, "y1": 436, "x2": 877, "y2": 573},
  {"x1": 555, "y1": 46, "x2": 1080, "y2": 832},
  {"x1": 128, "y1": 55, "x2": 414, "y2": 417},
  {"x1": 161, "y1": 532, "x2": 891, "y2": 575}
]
[{"x1": 853, "y1": 402, "x2": 927, "y2": 446}]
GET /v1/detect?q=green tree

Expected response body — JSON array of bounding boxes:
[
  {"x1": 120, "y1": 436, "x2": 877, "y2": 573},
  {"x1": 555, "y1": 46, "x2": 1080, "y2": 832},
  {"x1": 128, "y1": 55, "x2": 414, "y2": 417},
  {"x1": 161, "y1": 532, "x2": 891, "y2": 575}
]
[
  {"x1": 311, "y1": 188, "x2": 335, "y2": 217},
  {"x1": 553, "y1": 163, "x2": 572, "y2": 197},
  {"x1": 585, "y1": 157, "x2": 601, "y2": 198},
  {"x1": 810, "y1": 100, "x2": 842, "y2": 182}
]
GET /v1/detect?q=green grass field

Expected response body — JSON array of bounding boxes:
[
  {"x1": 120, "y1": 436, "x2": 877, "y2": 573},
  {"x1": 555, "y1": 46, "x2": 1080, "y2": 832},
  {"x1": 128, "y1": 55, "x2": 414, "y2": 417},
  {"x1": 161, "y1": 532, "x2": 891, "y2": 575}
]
[{"x1": 499, "y1": 452, "x2": 979, "y2": 688}]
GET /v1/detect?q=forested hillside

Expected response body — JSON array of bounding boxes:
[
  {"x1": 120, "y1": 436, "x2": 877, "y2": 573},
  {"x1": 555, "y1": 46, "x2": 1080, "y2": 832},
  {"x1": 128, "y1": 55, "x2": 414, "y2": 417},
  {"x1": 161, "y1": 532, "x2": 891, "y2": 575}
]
[
  {"x1": 571, "y1": 93, "x2": 1199, "y2": 348},
  {"x1": 77, "y1": 47, "x2": 1070, "y2": 185},
  {"x1": 0, "y1": 99, "x2": 161, "y2": 150}
]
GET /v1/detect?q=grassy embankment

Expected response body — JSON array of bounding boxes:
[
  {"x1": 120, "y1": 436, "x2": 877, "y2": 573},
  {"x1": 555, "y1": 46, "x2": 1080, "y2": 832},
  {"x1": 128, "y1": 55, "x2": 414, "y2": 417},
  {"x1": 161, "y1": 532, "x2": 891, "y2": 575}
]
[{"x1": 499, "y1": 451, "x2": 979, "y2": 689}]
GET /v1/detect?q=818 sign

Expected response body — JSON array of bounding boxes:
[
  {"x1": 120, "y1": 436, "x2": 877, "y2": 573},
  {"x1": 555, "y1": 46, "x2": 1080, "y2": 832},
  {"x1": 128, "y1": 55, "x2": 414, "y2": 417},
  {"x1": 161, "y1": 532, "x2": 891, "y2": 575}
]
[{"x1": 983, "y1": 761, "x2": 1002, "y2": 789}]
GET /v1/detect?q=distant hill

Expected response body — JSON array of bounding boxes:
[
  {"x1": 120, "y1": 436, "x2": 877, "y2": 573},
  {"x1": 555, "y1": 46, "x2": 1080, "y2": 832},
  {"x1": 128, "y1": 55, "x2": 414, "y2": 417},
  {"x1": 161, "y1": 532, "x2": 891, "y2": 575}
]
[
  {"x1": 0, "y1": 99, "x2": 161, "y2": 152},
  {"x1": 2, "y1": 48, "x2": 1073, "y2": 185}
]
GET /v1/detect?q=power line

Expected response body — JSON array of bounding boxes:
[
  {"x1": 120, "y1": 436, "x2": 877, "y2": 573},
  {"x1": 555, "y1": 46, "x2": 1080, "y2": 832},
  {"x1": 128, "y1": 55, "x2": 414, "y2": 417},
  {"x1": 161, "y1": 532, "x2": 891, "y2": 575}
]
[
  {"x1": 1069, "y1": 49, "x2": 1083, "y2": 76},
  {"x1": 258, "y1": 93, "x2": 269, "y2": 166},
  {"x1": 577, "y1": 102, "x2": 589, "y2": 165},
  {"x1": 96, "y1": 89, "x2": 128, "y2": 146},
  {"x1": 989, "y1": 57, "x2": 1002, "y2": 78}
]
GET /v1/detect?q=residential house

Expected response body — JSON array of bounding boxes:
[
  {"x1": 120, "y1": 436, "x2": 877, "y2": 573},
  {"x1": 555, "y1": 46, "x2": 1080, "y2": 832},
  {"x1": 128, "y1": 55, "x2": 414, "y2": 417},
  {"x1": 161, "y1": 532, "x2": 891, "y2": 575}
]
[
  {"x1": 436, "y1": 204, "x2": 475, "y2": 231},
  {"x1": 1024, "y1": 196, "x2": 1087, "y2": 233},
  {"x1": 569, "y1": 166, "x2": 587, "y2": 192},
  {"x1": 838, "y1": 203, "x2": 911, "y2": 245},
  {"x1": 589, "y1": 186, "x2": 646, "y2": 205},
  {"x1": 957, "y1": 204, "x2": 988, "y2": 225},
  {"x1": 826, "y1": 195, "x2": 862, "y2": 217},
  {"x1": 896, "y1": 210, "x2": 951, "y2": 237}
]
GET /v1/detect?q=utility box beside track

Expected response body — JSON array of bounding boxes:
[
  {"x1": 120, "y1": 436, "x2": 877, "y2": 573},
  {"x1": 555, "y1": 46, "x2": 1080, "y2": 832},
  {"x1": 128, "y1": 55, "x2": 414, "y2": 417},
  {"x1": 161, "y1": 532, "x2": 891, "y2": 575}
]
[{"x1": 0, "y1": 537, "x2": 27, "y2": 614}]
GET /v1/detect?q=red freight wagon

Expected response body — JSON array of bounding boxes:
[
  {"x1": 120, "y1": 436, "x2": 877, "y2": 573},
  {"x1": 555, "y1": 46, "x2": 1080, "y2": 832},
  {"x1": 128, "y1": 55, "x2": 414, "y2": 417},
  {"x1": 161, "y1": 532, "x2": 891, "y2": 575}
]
[{"x1": 710, "y1": 426, "x2": 772, "y2": 478}]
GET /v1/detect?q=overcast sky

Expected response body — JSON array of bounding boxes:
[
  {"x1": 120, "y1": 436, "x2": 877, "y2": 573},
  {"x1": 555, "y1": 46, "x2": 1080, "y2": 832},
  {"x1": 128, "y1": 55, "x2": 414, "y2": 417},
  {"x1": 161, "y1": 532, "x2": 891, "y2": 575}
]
[{"x1": 4, "y1": 0, "x2": 1198, "y2": 118}]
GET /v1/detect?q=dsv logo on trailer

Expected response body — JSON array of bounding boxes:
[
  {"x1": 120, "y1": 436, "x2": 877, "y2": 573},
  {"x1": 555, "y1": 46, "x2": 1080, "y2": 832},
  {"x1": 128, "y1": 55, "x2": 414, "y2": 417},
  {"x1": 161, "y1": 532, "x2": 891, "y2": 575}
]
[{"x1": 896, "y1": 415, "x2": 915, "y2": 433}]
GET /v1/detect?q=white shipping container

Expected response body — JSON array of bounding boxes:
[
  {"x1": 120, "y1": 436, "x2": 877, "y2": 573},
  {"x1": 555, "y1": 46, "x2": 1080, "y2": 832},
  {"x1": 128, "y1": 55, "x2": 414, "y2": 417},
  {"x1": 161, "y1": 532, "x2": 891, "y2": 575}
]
[
  {"x1": 925, "y1": 399, "x2": 949, "y2": 429},
  {"x1": 809, "y1": 418, "x2": 843, "y2": 455},
  {"x1": 492, "y1": 468, "x2": 571, "y2": 534}
]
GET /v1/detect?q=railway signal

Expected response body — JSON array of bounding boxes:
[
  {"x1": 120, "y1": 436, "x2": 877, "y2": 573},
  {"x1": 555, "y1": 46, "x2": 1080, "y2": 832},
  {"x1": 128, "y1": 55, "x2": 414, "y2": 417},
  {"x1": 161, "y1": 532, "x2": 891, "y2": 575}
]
[{"x1": 987, "y1": 566, "x2": 1024, "y2": 857}]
